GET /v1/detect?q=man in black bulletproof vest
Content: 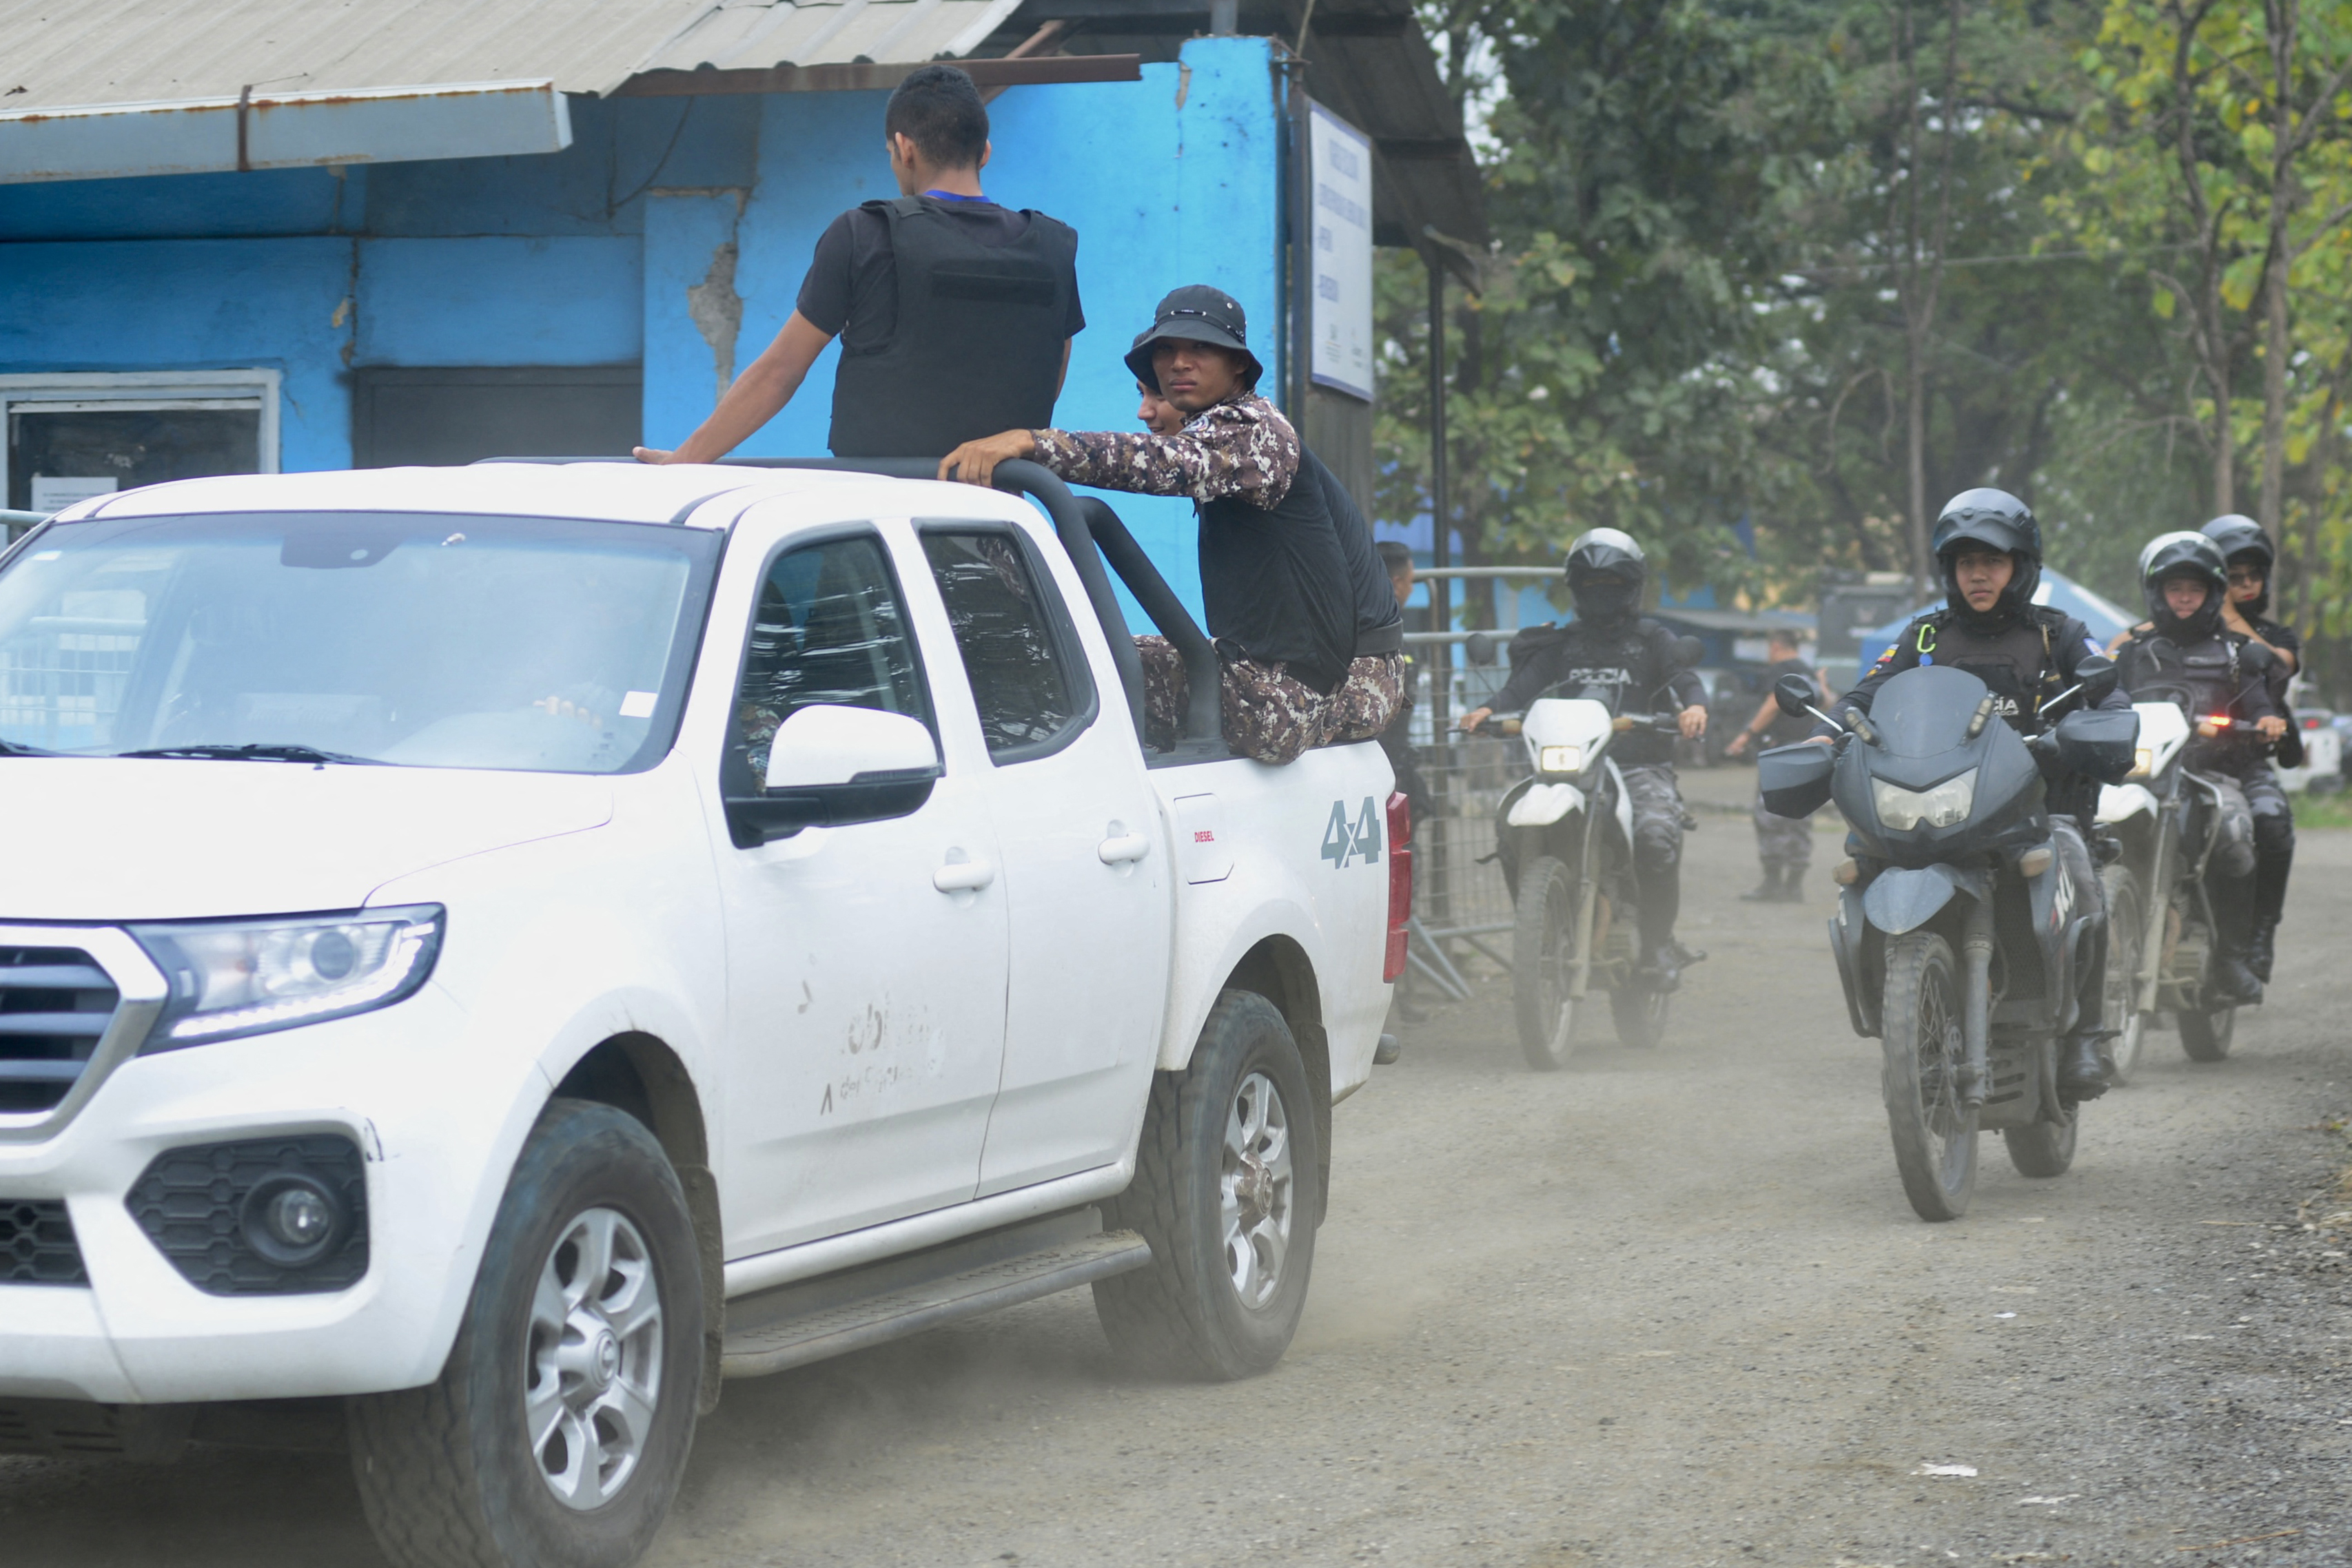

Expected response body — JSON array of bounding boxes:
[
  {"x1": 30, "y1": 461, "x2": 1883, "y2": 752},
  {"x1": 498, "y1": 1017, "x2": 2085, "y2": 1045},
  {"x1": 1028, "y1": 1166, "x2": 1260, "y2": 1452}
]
[
  {"x1": 938, "y1": 287, "x2": 1402, "y2": 765},
  {"x1": 635, "y1": 63, "x2": 1083, "y2": 465},
  {"x1": 1455, "y1": 529, "x2": 1710, "y2": 993},
  {"x1": 1814, "y1": 488, "x2": 2132, "y2": 1098}
]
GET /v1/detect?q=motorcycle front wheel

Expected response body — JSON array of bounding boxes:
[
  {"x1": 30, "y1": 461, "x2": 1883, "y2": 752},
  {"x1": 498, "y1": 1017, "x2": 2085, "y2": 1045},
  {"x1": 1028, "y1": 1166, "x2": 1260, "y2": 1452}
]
[
  {"x1": 1610, "y1": 985, "x2": 1668, "y2": 1049},
  {"x1": 1880, "y1": 930, "x2": 1978, "y2": 1221},
  {"x1": 2099, "y1": 865, "x2": 2146, "y2": 1085},
  {"x1": 1512, "y1": 854, "x2": 1579, "y2": 1071},
  {"x1": 2179, "y1": 1002, "x2": 2236, "y2": 1062}
]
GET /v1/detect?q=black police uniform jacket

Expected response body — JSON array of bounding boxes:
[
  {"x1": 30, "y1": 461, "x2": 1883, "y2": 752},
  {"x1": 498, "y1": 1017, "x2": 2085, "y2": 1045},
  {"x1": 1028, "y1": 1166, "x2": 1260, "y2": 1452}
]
[
  {"x1": 2116, "y1": 623, "x2": 2281, "y2": 777},
  {"x1": 1491, "y1": 617, "x2": 1705, "y2": 767},
  {"x1": 1832, "y1": 604, "x2": 2127, "y2": 734}
]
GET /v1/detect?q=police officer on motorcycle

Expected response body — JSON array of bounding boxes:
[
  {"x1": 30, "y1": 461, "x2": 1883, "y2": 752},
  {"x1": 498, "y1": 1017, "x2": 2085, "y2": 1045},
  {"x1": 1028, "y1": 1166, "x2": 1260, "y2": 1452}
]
[
  {"x1": 1458, "y1": 528, "x2": 1708, "y2": 991},
  {"x1": 2114, "y1": 531, "x2": 2289, "y2": 1004},
  {"x1": 1814, "y1": 488, "x2": 2129, "y2": 1097},
  {"x1": 2199, "y1": 515, "x2": 2300, "y2": 982}
]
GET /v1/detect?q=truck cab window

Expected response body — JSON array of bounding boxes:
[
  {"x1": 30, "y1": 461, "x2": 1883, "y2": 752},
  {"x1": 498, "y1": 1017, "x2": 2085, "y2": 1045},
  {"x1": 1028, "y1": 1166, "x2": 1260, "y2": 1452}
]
[
  {"x1": 921, "y1": 530, "x2": 1090, "y2": 761},
  {"x1": 730, "y1": 534, "x2": 932, "y2": 787}
]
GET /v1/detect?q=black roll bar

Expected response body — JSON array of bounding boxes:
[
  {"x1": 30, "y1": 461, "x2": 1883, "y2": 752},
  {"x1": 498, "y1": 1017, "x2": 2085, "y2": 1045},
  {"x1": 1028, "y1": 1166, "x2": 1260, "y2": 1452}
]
[{"x1": 1074, "y1": 497, "x2": 1220, "y2": 743}]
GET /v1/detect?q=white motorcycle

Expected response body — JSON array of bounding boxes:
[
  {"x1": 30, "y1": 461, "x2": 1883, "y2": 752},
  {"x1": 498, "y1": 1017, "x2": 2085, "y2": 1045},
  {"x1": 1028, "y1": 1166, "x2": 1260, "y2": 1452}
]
[
  {"x1": 1486, "y1": 697, "x2": 1690, "y2": 1069},
  {"x1": 2094, "y1": 700, "x2": 2241, "y2": 1074}
]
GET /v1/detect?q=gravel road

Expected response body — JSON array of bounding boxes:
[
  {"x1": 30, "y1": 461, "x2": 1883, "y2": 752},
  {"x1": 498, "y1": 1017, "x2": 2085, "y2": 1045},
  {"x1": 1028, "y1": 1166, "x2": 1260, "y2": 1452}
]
[{"x1": 6, "y1": 769, "x2": 2350, "y2": 1567}]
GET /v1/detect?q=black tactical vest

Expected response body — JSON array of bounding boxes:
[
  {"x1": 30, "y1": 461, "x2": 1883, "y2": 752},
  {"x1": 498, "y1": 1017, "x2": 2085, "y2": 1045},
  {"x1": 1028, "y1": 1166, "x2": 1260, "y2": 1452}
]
[
  {"x1": 827, "y1": 198, "x2": 1080, "y2": 458},
  {"x1": 1198, "y1": 458, "x2": 1359, "y2": 695},
  {"x1": 2124, "y1": 629, "x2": 2242, "y2": 721},
  {"x1": 1916, "y1": 610, "x2": 2058, "y2": 730}
]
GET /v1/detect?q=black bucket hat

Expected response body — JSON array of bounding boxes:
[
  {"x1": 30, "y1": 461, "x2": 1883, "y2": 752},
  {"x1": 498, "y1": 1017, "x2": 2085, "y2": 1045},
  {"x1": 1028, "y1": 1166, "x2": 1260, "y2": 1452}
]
[{"x1": 1124, "y1": 285, "x2": 1265, "y2": 393}]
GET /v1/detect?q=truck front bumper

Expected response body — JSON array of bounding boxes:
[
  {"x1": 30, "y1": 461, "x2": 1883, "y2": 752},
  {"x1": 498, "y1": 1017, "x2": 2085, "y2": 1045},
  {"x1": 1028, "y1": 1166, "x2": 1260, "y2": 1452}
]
[{"x1": 0, "y1": 982, "x2": 540, "y2": 1405}]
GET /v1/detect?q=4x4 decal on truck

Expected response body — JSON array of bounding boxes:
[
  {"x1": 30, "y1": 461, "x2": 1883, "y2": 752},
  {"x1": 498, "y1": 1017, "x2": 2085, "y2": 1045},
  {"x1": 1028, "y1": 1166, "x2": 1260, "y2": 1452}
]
[{"x1": 1320, "y1": 796, "x2": 1384, "y2": 869}]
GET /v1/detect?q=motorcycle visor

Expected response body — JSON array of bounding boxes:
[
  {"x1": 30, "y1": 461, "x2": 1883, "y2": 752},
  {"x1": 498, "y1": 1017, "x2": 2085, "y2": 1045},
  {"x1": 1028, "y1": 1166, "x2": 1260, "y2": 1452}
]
[{"x1": 1871, "y1": 768, "x2": 1977, "y2": 832}]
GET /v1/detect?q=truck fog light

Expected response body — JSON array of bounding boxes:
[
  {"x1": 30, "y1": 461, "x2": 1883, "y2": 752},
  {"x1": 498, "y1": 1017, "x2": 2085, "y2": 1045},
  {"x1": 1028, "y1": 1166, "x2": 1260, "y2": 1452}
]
[{"x1": 241, "y1": 1175, "x2": 345, "y2": 1266}]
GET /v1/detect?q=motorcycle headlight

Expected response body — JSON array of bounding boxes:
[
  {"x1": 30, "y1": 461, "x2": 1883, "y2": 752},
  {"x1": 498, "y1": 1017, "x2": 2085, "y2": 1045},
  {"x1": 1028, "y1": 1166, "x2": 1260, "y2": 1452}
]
[
  {"x1": 2126, "y1": 746, "x2": 2154, "y2": 780},
  {"x1": 131, "y1": 905, "x2": 444, "y2": 1049},
  {"x1": 1870, "y1": 769, "x2": 1977, "y2": 832},
  {"x1": 1538, "y1": 744, "x2": 1584, "y2": 776}
]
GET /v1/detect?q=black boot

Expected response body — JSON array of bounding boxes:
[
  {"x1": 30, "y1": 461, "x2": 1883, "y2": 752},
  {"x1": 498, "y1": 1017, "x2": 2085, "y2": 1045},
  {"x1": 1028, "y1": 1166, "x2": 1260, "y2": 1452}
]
[
  {"x1": 2059, "y1": 1031, "x2": 2114, "y2": 1101},
  {"x1": 2247, "y1": 917, "x2": 2278, "y2": 984},
  {"x1": 1637, "y1": 942, "x2": 1683, "y2": 993},
  {"x1": 2211, "y1": 950, "x2": 2264, "y2": 1006},
  {"x1": 1739, "y1": 866, "x2": 1783, "y2": 902}
]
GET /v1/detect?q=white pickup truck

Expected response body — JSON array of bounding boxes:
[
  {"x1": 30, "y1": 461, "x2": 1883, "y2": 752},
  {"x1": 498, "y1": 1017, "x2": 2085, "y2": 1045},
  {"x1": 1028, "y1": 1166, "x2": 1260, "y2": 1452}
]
[{"x1": 0, "y1": 458, "x2": 1405, "y2": 1568}]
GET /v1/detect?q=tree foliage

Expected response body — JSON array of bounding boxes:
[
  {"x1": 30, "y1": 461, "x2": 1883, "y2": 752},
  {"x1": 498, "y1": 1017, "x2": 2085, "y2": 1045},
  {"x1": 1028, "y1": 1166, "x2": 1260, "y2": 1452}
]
[{"x1": 1371, "y1": 0, "x2": 2352, "y2": 685}]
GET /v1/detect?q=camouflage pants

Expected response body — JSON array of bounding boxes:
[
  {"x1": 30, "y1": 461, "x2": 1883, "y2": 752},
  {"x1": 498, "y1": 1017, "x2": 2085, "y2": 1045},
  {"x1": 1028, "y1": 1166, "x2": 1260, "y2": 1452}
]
[
  {"x1": 1619, "y1": 763, "x2": 1685, "y2": 869},
  {"x1": 1135, "y1": 638, "x2": 1403, "y2": 765},
  {"x1": 1752, "y1": 785, "x2": 1813, "y2": 870}
]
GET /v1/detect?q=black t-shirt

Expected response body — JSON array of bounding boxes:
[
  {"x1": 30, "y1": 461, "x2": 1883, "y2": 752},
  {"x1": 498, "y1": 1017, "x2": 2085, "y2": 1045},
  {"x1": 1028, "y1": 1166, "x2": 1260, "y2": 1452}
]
[{"x1": 797, "y1": 199, "x2": 1087, "y2": 353}]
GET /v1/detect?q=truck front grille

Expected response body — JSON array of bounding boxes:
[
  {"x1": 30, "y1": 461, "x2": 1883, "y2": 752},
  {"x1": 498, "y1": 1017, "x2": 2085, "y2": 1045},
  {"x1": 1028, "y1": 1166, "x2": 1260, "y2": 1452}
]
[
  {"x1": 0, "y1": 947, "x2": 120, "y2": 1115},
  {"x1": 1, "y1": 1198, "x2": 86, "y2": 1285}
]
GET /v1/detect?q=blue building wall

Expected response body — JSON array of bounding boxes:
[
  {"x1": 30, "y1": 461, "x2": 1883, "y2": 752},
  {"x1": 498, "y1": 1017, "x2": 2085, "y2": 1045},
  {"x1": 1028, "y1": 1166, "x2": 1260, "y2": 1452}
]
[{"x1": 0, "y1": 38, "x2": 1287, "y2": 624}]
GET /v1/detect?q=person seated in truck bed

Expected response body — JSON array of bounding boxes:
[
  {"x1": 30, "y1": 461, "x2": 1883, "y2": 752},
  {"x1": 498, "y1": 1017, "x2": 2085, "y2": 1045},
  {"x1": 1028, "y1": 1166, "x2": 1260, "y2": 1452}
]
[
  {"x1": 1129, "y1": 371, "x2": 1404, "y2": 756},
  {"x1": 942, "y1": 285, "x2": 1397, "y2": 765}
]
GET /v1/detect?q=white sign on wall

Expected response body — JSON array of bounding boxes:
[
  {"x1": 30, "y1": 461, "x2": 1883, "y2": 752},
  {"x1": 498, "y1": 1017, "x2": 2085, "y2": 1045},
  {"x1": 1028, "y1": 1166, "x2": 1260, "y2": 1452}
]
[{"x1": 1309, "y1": 102, "x2": 1376, "y2": 402}]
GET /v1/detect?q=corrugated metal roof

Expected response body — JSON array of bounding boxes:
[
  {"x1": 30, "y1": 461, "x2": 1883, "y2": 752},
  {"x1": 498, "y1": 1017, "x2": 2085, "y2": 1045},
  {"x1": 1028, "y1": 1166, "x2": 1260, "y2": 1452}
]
[{"x1": 0, "y1": 0, "x2": 1027, "y2": 113}]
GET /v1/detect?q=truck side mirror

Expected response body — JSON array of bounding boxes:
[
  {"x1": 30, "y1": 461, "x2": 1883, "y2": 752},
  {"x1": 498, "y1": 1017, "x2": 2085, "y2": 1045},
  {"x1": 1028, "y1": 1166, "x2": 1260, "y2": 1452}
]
[
  {"x1": 727, "y1": 705, "x2": 943, "y2": 848},
  {"x1": 1773, "y1": 672, "x2": 1817, "y2": 719},
  {"x1": 765, "y1": 705, "x2": 938, "y2": 791}
]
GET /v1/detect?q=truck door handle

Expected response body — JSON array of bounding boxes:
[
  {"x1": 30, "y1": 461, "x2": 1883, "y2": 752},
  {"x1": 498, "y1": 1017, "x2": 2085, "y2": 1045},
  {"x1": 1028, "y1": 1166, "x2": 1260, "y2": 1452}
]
[
  {"x1": 932, "y1": 854, "x2": 996, "y2": 893},
  {"x1": 1098, "y1": 832, "x2": 1152, "y2": 865}
]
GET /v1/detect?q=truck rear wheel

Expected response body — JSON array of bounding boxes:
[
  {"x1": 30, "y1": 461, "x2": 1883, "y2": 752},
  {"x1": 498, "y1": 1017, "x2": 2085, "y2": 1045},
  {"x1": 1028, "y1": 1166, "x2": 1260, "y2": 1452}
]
[
  {"x1": 1094, "y1": 989, "x2": 1321, "y2": 1381},
  {"x1": 347, "y1": 1100, "x2": 704, "y2": 1568}
]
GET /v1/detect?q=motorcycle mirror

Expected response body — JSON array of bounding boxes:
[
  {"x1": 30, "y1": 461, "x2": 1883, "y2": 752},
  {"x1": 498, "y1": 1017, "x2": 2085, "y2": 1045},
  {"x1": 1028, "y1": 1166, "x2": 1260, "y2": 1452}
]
[
  {"x1": 1672, "y1": 634, "x2": 1704, "y2": 670},
  {"x1": 2073, "y1": 651, "x2": 2118, "y2": 699},
  {"x1": 1772, "y1": 672, "x2": 1816, "y2": 718},
  {"x1": 1464, "y1": 632, "x2": 1498, "y2": 666}
]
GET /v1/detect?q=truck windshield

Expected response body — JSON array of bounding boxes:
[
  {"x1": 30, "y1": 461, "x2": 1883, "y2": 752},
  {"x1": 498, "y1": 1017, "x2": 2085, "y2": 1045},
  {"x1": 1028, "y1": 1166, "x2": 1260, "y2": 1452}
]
[{"x1": 0, "y1": 511, "x2": 719, "y2": 774}]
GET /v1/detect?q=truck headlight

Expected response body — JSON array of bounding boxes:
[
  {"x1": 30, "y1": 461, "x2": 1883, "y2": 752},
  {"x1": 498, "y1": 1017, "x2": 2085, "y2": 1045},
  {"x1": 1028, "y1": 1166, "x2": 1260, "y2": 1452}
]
[
  {"x1": 1870, "y1": 770, "x2": 1976, "y2": 831},
  {"x1": 1538, "y1": 744, "x2": 1584, "y2": 776},
  {"x1": 131, "y1": 905, "x2": 444, "y2": 1049}
]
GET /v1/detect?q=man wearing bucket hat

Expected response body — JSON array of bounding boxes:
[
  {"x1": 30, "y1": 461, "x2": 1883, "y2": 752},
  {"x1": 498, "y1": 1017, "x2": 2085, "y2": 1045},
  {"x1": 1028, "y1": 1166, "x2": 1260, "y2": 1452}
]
[{"x1": 940, "y1": 285, "x2": 1399, "y2": 764}]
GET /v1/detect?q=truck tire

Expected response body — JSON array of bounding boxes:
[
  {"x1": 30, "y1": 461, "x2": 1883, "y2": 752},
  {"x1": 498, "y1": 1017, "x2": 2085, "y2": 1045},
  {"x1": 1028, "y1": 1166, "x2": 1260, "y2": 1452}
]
[
  {"x1": 1094, "y1": 989, "x2": 1321, "y2": 1381},
  {"x1": 347, "y1": 1099, "x2": 704, "y2": 1568}
]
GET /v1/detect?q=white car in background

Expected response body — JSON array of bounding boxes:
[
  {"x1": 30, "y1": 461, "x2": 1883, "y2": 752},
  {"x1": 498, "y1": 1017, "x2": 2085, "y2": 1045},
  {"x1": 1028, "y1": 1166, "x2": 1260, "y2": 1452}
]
[
  {"x1": 0, "y1": 460, "x2": 1406, "y2": 1568},
  {"x1": 2281, "y1": 708, "x2": 2344, "y2": 793}
]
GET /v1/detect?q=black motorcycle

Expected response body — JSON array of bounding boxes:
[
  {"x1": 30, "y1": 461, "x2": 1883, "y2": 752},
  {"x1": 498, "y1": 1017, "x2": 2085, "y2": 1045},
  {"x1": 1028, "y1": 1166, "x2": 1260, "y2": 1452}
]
[{"x1": 1759, "y1": 659, "x2": 2136, "y2": 1221}]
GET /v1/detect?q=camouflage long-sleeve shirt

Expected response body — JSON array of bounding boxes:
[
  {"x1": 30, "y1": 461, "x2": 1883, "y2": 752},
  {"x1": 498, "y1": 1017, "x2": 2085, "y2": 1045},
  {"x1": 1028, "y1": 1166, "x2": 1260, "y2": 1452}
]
[{"x1": 1030, "y1": 391, "x2": 1300, "y2": 509}]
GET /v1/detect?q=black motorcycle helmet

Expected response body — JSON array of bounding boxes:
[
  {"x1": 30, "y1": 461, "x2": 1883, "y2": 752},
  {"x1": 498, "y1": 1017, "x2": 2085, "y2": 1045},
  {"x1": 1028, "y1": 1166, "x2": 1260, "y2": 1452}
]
[
  {"x1": 2139, "y1": 530, "x2": 2228, "y2": 641},
  {"x1": 1564, "y1": 527, "x2": 1645, "y2": 630},
  {"x1": 1930, "y1": 488, "x2": 2042, "y2": 629},
  {"x1": 2200, "y1": 513, "x2": 2275, "y2": 617}
]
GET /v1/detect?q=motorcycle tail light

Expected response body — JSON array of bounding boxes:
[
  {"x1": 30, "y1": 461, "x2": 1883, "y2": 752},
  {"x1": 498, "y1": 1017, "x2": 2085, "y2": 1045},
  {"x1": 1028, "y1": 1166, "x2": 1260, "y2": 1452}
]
[{"x1": 1383, "y1": 790, "x2": 1413, "y2": 982}]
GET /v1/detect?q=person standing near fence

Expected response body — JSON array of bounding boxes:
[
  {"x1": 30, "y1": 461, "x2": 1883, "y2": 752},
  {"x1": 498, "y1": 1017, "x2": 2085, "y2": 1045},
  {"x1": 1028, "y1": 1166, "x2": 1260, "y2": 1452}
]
[{"x1": 1723, "y1": 627, "x2": 1823, "y2": 902}]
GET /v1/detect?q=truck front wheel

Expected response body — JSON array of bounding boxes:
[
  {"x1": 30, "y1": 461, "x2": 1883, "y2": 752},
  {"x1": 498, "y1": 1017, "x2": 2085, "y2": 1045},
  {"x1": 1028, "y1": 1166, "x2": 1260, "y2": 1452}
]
[
  {"x1": 347, "y1": 1099, "x2": 704, "y2": 1568},
  {"x1": 1094, "y1": 989, "x2": 1322, "y2": 1381}
]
